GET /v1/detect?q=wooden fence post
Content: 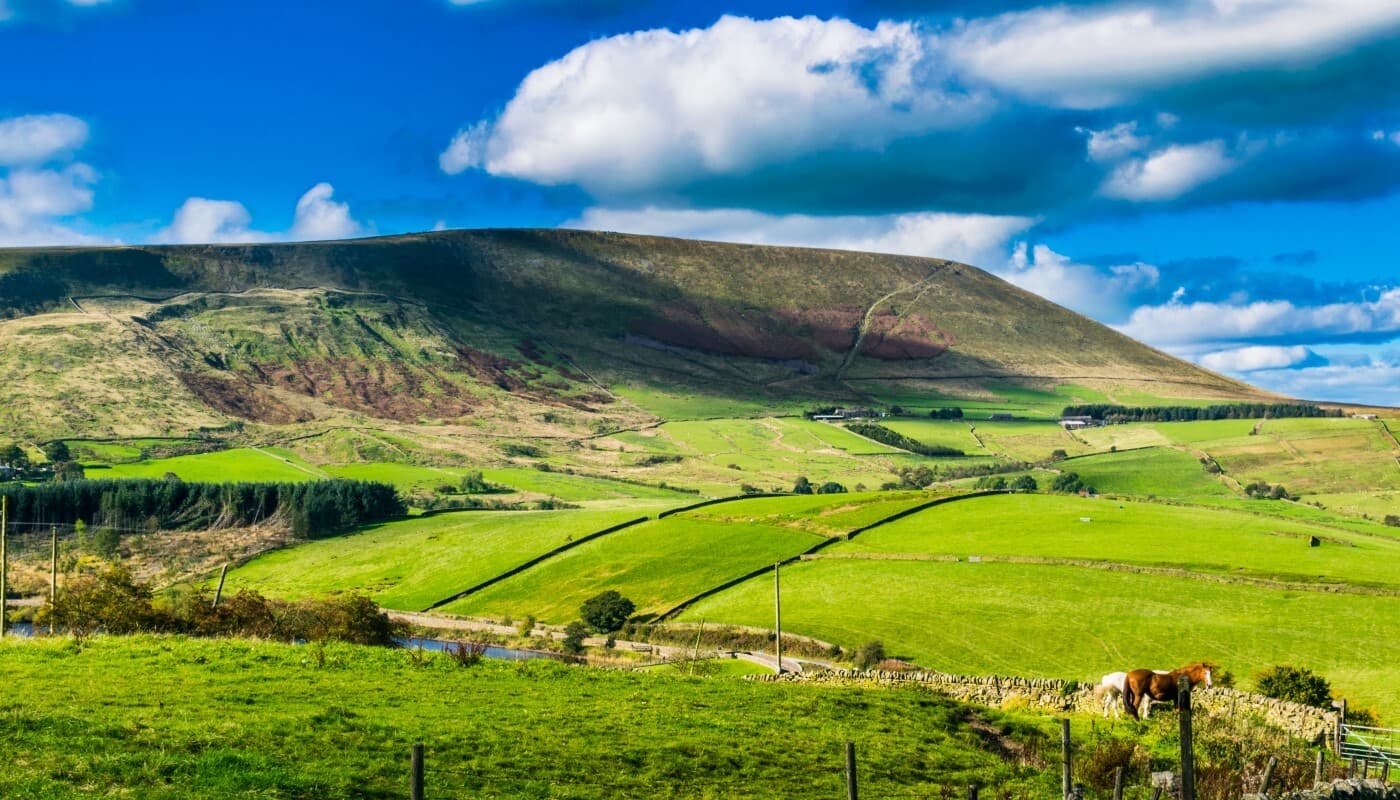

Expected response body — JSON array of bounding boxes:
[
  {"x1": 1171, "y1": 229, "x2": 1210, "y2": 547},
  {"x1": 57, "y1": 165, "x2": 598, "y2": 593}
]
[
  {"x1": 1178, "y1": 675, "x2": 1195, "y2": 800},
  {"x1": 1112, "y1": 766, "x2": 1125, "y2": 800},
  {"x1": 212, "y1": 563, "x2": 229, "y2": 609},
  {"x1": 1347, "y1": 756, "x2": 1356, "y2": 779},
  {"x1": 411, "y1": 742, "x2": 424, "y2": 800},
  {"x1": 1315, "y1": 750, "x2": 1325, "y2": 785},
  {"x1": 1261, "y1": 755, "x2": 1277, "y2": 796},
  {"x1": 967, "y1": 784, "x2": 978, "y2": 800},
  {"x1": 1060, "y1": 718, "x2": 1072, "y2": 800},
  {"x1": 845, "y1": 740, "x2": 858, "y2": 800},
  {"x1": 1149, "y1": 787, "x2": 1162, "y2": 800}
]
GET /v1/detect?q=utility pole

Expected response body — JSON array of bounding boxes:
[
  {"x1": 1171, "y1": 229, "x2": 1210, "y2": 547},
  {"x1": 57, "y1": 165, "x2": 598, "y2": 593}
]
[
  {"x1": 1, "y1": 495, "x2": 8, "y2": 637},
  {"x1": 773, "y1": 562, "x2": 783, "y2": 675}
]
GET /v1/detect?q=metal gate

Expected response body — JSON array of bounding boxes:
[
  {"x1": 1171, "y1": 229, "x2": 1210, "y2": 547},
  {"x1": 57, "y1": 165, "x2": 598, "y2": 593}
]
[{"x1": 1340, "y1": 722, "x2": 1400, "y2": 767}]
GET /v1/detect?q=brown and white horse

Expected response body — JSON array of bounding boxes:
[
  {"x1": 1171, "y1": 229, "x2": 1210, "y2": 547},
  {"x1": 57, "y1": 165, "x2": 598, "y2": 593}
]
[{"x1": 1123, "y1": 662, "x2": 1212, "y2": 719}]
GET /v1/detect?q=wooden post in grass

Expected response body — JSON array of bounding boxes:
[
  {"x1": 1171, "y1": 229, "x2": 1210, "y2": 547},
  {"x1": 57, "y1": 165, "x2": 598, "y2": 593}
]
[
  {"x1": 845, "y1": 740, "x2": 857, "y2": 800},
  {"x1": 212, "y1": 563, "x2": 229, "y2": 609},
  {"x1": 50, "y1": 525, "x2": 58, "y2": 606},
  {"x1": 773, "y1": 562, "x2": 783, "y2": 675},
  {"x1": 1112, "y1": 766, "x2": 1125, "y2": 800},
  {"x1": 1060, "y1": 719, "x2": 1072, "y2": 799},
  {"x1": 411, "y1": 743, "x2": 424, "y2": 800},
  {"x1": 1179, "y1": 675, "x2": 1196, "y2": 800},
  {"x1": 967, "y1": 783, "x2": 978, "y2": 799},
  {"x1": 1261, "y1": 755, "x2": 1277, "y2": 796},
  {"x1": 1315, "y1": 750, "x2": 1325, "y2": 784},
  {"x1": 1, "y1": 495, "x2": 8, "y2": 637},
  {"x1": 1149, "y1": 787, "x2": 1162, "y2": 800},
  {"x1": 1348, "y1": 757, "x2": 1356, "y2": 779}
]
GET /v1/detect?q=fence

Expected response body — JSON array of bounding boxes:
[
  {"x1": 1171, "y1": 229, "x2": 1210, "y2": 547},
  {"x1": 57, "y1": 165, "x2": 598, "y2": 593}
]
[{"x1": 1342, "y1": 723, "x2": 1400, "y2": 769}]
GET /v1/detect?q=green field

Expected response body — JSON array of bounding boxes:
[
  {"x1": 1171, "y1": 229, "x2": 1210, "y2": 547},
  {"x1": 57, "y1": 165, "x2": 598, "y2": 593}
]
[
  {"x1": 679, "y1": 558, "x2": 1400, "y2": 718},
  {"x1": 0, "y1": 635, "x2": 1065, "y2": 799},
  {"x1": 85, "y1": 447, "x2": 325, "y2": 482},
  {"x1": 683, "y1": 490, "x2": 944, "y2": 536},
  {"x1": 226, "y1": 508, "x2": 657, "y2": 611},
  {"x1": 1062, "y1": 447, "x2": 1234, "y2": 500},
  {"x1": 440, "y1": 516, "x2": 824, "y2": 621}
]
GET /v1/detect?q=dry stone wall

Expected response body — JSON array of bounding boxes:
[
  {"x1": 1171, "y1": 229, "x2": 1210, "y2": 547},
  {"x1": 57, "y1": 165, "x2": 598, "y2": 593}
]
[{"x1": 749, "y1": 670, "x2": 1336, "y2": 742}]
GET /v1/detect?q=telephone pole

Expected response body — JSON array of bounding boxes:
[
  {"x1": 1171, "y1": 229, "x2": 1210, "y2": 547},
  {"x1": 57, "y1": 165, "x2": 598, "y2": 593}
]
[{"x1": 1, "y1": 495, "x2": 8, "y2": 637}]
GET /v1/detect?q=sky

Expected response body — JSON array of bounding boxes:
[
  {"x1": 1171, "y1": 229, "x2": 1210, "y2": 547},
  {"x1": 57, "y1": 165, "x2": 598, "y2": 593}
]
[{"x1": 2, "y1": 0, "x2": 1399, "y2": 405}]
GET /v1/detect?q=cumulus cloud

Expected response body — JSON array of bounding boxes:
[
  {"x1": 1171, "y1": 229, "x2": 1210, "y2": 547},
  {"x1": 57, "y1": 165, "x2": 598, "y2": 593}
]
[
  {"x1": 156, "y1": 184, "x2": 363, "y2": 245},
  {"x1": 946, "y1": 1, "x2": 1400, "y2": 113},
  {"x1": 1100, "y1": 140, "x2": 1236, "y2": 201},
  {"x1": 1119, "y1": 288, "x2": 1400, "y2": 347},
  {"x1": 1238, "y1": 355, "x2": 1400, "y2": 405},
  {"x1": 0, "y1": 114, "x2": 90, "y2": 166},
  {"x1": 567, "y1": 206, "x2": 1035, "y2": 267},
  {"x1": 1198, "y1": 345, "x2": 1321, "y2": 373},
  {"x1": 289, "y1": 182, "x2": 361, "y2": 241},
  {"x1": 0, "y1": 113, "x2": 108, "y2": 247},
  {"x1": 1000, "y1": 242, "x2": 1160, "y2": 321}
]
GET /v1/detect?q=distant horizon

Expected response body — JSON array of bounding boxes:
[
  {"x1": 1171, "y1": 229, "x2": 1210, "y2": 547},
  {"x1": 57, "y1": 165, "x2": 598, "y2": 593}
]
[{"x1": 2, "y1": 0, "x2": 1398, "y2": 403}]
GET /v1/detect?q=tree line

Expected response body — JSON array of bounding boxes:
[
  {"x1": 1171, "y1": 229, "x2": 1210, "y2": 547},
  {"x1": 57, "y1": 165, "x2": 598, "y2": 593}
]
[
  {"x1": 846, "y1": 423, "x2": 965, "y2": 457},
  {"x1": 0, "y1": 478, "x2": 404, "y2": 539},
  {"x1": 1060, "y1": 402, "x2": 1343, "y2": 422}
]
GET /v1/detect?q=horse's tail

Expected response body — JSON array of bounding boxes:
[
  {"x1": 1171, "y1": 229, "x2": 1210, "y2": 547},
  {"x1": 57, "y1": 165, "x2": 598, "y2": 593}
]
[{"x1": 1122, "y1": 682, "x2": 1140, "y2": 719}]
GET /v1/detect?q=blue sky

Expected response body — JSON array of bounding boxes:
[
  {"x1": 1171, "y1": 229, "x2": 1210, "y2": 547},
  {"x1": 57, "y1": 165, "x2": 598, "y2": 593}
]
[{"x1": 3, "y1": 0, "x2": 1399, "y2": 404}]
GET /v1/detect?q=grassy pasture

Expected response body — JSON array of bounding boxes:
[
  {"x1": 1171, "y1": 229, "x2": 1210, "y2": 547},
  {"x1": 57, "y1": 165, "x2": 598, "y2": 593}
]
[
  {"x1": 683, "y1": 490, "x2": 943, "y2": 537},
  {"x1": 971, "y1": 420, "x2": 1090, "y2": 462},
  {"x1": 477, "y1": 467, "x2": 694, "y2": 502},
  {"x1": 1063, "y1": 447, "x2": 1234, "y2": 500},
  {"x1": 0, "y1": 635, "x2": 1064, "y2": 799},
  {"x1": 835, "y1": 493, "x2": 1400, "y2": 589},
  {"x1": 440, "y1": 516, "x2": 823, "y2": 621},
  {"x1": 226, "y1": 508, "x2": 655, "y2": 611},
  {"x1": 878, "y1": 418, "x2": 987, "y2": 454},
  {"x1": 680, "y1": 558, "x2": 1400, "y2": 719},
  {"x1": 323, "y1": 462, "x2": 469, "y2": 492},
  {"x1": 86, "y1": 447, "x2": 324, "y2": 483}
]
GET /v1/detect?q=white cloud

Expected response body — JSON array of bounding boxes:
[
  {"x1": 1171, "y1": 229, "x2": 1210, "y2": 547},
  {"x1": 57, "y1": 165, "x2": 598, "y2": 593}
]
[
  {"x1": 1119, "y1": 288, "x2": 1400, "y2": 346},
  {"x1": 1225, "y1": 355, "x2": 1400, "y2": 405},
  {"x1": 947, "y1": 1, "x2": 1400, "y2": 108},
  {"x1": 156, "y1": 198, "x2": 271, "y2": 245},
  {"x1": 1001, "y1": 242, "x2": 1159, "y2": 321},
  {"x1": 1100, "y1": 140, "x2": 1236, "y2": 201},
  {"x1": 1199, "y1": 345, "x2": 1316, "y2": 372},
  {"x1": 155, "y1": 183, "x2": 363, "y2": 245},
  {"x1": 289, "y1": 182, "x2": 361, "y2": 241},
  {"x1": 1374, "y1": 130, "x2": 1400, "y2": 147},
  {"x1": 1080, "y1": 121, "x2": 1148, "y2": 163},
  {"x1": 0, "y1": 114, "x2": 90, "y2": 166},
  {"x1": 444, "y1": 15, "x2": 989, "y2": 195},
  {"x1": 566, "y1": 206, "x2": 1035, "y2": 267}
]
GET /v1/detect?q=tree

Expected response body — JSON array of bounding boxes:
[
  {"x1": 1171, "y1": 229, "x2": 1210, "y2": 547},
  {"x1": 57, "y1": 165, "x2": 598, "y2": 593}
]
[
  {"x1": 579, "y1": 590, "x2": 635, "y2": 633},
  {"x1": 854, "y1": 640, "x2": 886, "y2": 669},
  {"x1": 1010, "y1": 475, "x2": 1038, "y2": 492},
  {"x1": 816, "y1": 481, "x2": 847, "y2": 494},
  {"x1": 1, "y1": 443, "x2": 28, "y2": 469},
  {"x1": 1051, "y1": 472, "x2": 1085, "y2": 493},
  {"x1": 1049, "y1": 449, "x2": 1068, "y2": 462},
  {"x1": 792, "y1": 476, "x2": 813, "y2": 495},
  {"x1": 43, "y1": 441, "x2": 71, "y2": 462},
  {"x1": 55, "y1": 461, "x2": 86, "y2": 482},
  {"x1": 1255, "y1": 665, "x2": 1331, "y2": 707},
  {"x1": 562, "y1": 621, "x2": 590, "y2": 654}
]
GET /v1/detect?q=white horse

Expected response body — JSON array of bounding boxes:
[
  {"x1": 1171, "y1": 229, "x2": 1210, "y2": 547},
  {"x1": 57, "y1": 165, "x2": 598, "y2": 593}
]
[{"x1": 1095, "y1": 671, "x2": 1128, "y2": 718}]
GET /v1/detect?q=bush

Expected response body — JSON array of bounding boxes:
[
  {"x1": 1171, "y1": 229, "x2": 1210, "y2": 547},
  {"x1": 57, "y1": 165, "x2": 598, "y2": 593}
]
[
  {"x1": 1384, "y1": 514, "x2": 1400, "y2": 527},
  {"x1": 1009, "y1": 475, "x2": 1038, "y2": 492},
  {"x1": 854, "y1": 640, "x2": 886, "y2": 669},
  {"x1": 1255, "y1": 665, "x2": 1331, "y2": 707},
  {"x1": 816, "y1": 481, "x2": 847, "y2": 494},
  {"x1": 792, "y1": 476, "x2": 813, "y2": 495},
  {"x1": 579, "y1": 590, "x2": 636, "y2": 633},
  {"x1": 517, "y1": 614, "x2": 537, "y2": 637},
  {"x1": 562, "y1": 621, "x2": 590, "y2": 654}
]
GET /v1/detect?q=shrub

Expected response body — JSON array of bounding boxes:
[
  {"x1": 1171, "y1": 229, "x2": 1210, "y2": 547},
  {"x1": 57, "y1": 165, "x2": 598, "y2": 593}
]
[
  {"x1": 1384, "y1": 515, "x2": 1400, "y2": 527},
  {"x1": 854, "y1": 640, "x2": 886, "y2": 669},
  {"x1": 740, "y1": 483, "x2": 762, "y2": 495},
  {"x1": 1051, "y1": 472, "x2": 1086, "y2": 493},
  {"x1": 792, "y1": 476, "x2": 813, "y2": 495},
  {"x1": 579, "y1": 590, "x2": 636, "y2": 633},
  {"x1": 1049, "y1": 449, "x2": 1068, "y2": 462},
  {"x1": 517, "y1": 614, "x2": 537, "y2": 637},
  {"x1": 1255, "y1": 665, "x2": 1331, "y2": 707},
  {"x1": 1009, "y1": 475, "x2": 1038, "y2": 492},
  {"x1": 562, "y1": 621, "x2": 590, "y2": 654},
  {"x1": 816, "y1": 481, "x2": 847, "y2": 494}
]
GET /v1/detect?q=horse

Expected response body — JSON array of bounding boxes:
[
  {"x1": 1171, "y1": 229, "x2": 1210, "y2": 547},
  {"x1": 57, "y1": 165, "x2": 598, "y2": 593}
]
[
  {"x1": 1094, "y1": 671, "x2": 1128, "y2": 718},
  {"x1": 1123, "y1": 662, "x2": 1213, "y2": 719}
]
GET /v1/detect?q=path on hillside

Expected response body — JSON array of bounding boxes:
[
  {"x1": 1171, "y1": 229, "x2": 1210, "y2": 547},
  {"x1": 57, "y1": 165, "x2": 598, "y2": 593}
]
[{"x1": 835, "y1": 275, "x2": 939, "y2": 381}]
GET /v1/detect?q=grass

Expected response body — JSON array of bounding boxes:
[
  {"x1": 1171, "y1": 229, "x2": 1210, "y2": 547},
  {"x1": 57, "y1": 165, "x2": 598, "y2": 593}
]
[
  {"x1": 1062, "y1": 447, "x2": 1234, "y2": 500},
  {"x1": 0, "y1": 634, "x2": 1065, "y2": 799},
  {"x1": 85, "y1": 447, "x2": 325, "y2": 483},
  {"x1": 322, "y1": 462, "x2": 470, "y2": 492},
  {"x1": 439, "y1": 516, "x2": 823, "y2": 621},
  {"x1": 835, "y1": 493, "x2": 1400, "y2": 589},
  {"x1": 682, "y1": 490, "x2": 944, "y2": 536},
  {"x1": 640, "y1": 657, "x2": 775, "y2": 677},
  {"x1": 878, "y1": 418, "x2": 987, "y2": 454},
  {"x1": 477, "y1": 467, "x2": 695, "y2": 501},
  {"x1": 680, "y1": 557, "x2": 1400, "y2": 719},
  {"x1": 226, "y1": 508, "x2": 655, "y2": 611}
]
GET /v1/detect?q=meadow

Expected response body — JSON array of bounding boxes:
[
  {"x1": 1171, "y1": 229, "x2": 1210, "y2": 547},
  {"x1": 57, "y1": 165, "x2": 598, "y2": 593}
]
[
  {"x1": 85, "y1": 447, "x2": 324, "y2": 483},
  {"x1": 0, "y1": 635, "x2": 1066, "y2": 799},
  {"x1": 225, "y1": 507, "x2": 658, "y2": 611}
]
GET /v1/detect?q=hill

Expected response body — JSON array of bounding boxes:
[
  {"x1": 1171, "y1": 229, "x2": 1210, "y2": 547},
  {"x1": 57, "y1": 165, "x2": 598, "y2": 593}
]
[{"x1": 0, "y1": 229, "x2": 1268, "y2": 443}]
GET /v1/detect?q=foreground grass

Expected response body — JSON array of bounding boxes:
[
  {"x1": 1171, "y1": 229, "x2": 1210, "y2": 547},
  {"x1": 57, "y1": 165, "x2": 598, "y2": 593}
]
[
  {"x1": 680, "y1": 559, "x2": 1400, "y2": 719},
  {"x1": 0, "y1": 635, "x2": 1062, "y2": 799}
]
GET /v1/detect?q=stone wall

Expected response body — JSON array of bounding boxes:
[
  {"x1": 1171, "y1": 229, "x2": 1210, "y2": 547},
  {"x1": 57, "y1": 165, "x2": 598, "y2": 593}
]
[
  {"x1": 749, "y1": 669, "x2": 1337, "y2": 742},
  {"x1": 1258, "y1": 779, "x2": 1400, "y2": 799}
]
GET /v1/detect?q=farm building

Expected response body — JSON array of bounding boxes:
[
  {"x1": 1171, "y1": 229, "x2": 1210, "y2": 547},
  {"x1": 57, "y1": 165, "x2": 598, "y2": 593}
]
[{"x1": 1059, "y1": 415, "x2": 1095, "y2": 430}]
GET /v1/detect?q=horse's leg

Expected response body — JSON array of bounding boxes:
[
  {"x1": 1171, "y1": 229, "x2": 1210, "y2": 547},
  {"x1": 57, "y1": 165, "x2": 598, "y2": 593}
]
[{"x1": 1141, "y1": 695, "x2": 1152, "y2": 719}]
